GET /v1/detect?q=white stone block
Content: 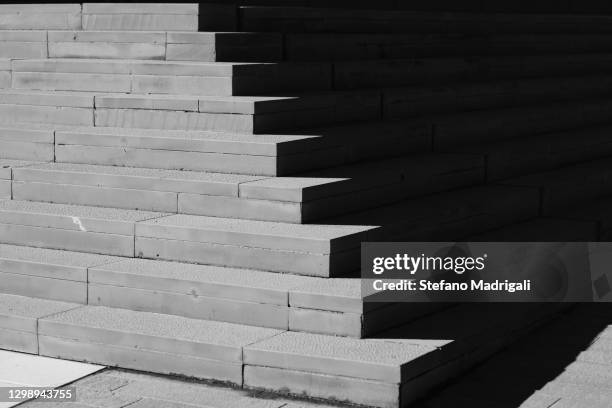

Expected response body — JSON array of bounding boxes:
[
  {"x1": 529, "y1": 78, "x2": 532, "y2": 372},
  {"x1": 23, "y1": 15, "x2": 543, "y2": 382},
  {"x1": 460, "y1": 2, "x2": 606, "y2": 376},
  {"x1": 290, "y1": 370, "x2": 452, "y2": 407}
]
[
  {"x1": 0, "y1": 5, "x2": 82, "y2": 30},
  {"x1": 0, "y1": 271, "x2": 87, "y2": 303},
  {"x1": 88, "y1": 283, "x2": 289, "y2": 329},
  {"x1": 82, "y1": 14, "x2": 197, "y2": 32},
  {"x1": 178, "y1": 193, "x2": 302, "y2": 223},
  {"x1": 12, "y1": 72, "x2": 131, "y2": 92},
  {"x1": 95, "y1": 109, "x2": 255, "y2": 133}
]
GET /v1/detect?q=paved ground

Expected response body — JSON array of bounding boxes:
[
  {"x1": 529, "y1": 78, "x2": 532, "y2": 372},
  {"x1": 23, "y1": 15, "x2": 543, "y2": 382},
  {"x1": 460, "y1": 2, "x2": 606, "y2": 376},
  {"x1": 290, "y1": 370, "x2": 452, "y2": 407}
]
[
  {"x1": 19, "y1": 369, "x2": 341, "y2": 408},
  {"x1": 0, "y1": 351, "x2": 101, "y2": 408}
]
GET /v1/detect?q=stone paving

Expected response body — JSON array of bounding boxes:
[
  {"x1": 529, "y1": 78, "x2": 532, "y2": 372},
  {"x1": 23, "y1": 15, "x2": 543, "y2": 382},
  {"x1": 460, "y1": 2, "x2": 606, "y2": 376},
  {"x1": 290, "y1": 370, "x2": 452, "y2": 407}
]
[{"x1": 20, "y1": 369, "x2": 342, "y2": 408}]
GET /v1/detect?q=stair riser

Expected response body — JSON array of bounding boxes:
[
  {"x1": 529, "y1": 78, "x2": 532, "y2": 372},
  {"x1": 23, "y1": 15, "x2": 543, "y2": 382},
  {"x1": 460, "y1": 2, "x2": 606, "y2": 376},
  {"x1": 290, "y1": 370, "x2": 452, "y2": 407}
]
[
  {"x1": 0, "y1": 141, "x2": 53, "y2": 162},
  {"x1": 9, "y1": 162, "x2": 482, "y2": 223},
  {"x1": 40, "y1": 336, "x2": 242, "y2": 384},
  {"x1": 0, "y1": 104, "x2": 92, "y2": 126},
  {"x1": 0, "y1": 224, "x2": 135, "y2": 257},
  {"x1": 11, "y1": 72, "x2": 330, "y2": 96},
  {"x1": 55, "y1": 145, "x2": 279, "y2": 176},
  {"x1": 88, "y1": 284, "x2": 289, "y2": 330},
  {"x1": 0, "y1": 31, "x2": 282, "y2": 62},
  {"x1": 285, "y1": 34, "x2": 612, "y2": 61},
  {"x1": 0, "y1": 271, "x2": 86, "y2": 303},
  {"x1": 135, "y1": 237, "x2": 358, "y2": 277},
  {"x1": 0, "y1": 181, "x2": 9, "y2": 199}
]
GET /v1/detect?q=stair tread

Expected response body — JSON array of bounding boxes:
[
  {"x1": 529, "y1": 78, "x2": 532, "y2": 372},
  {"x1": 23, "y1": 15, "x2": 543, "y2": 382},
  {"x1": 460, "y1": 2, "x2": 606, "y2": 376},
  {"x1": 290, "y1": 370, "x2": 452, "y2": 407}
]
[
  {"x1": 0, "y1": 243, "x2": 119, "y2": 268},
  {"x1": 0, "y1": 293, "x2": 76, "y2": 320},
  {"x1": 12, "y1": 58, "x2": 277, "y2": 75},
  {"x1": 0, "y1": 159, "x2": 42, "y2": 178},
  {"x1": 40, "y1": 305, "x2": 282, "y2": 347},
  {"x1": 91, "y1": 257, "x2": 330, "y2": 294},
  {"x1": 59, "y1": 125, "x2": 315, "y2": 145},
  {"x1": 140, "y1": 214, "x2": 375, "y2": 242},
  {"x1": 0, "y1": 199, "x2": 167, "y2": 222},
  {"x1": 18, "y1": 162, "x2": 263, "y2": 185}
]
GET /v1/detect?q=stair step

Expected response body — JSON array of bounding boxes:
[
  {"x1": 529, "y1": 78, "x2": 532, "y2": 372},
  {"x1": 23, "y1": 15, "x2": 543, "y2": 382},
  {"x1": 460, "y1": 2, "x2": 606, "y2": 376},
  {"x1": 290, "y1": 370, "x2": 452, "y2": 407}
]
[
  {"x1": 284, "y1": 32, "x2": 612, "y2": 61},
  {"x1": 0, "y1": 199, "x2": 168, "y2": 257},
  {"x1": 10, "y1": 58, "x2": 331, "y2": 95},
  {"x1": 0, "y1": 293, "x2": 563, "y2": 407},
  {"x1": 0, "y1": 293, "x2": 77, "y2": 353},
  {"x1": 89, "y1": 258, "x2": 443, "y2": 337},
  {"x1": 7, "y1": 151, "x2": 479, "y2": 222},
  {"x1": 0, "y1": 244, "x2": 119, "y2": 303},
  {"x1": 0, "y1": 30, "x2": 284, "y2": 62},
  {"x1": 38, "y1": 304, "x2": 280, "y2": 385},
  {"x1": 0, "y1": 4, "x2": 81, "y2": 30},
  {"x1": 385, "y1": 74, "x2": 612, "y2": 120},
  {"x1": 243, "y1": 303, "x2": 562, "y2": 407},
  {"x1": 335, "y1": 54, "x2": 612, "y2": 90},
  {"x1": 239, "y1": 6, "x2": 612, "y2": 34},
  {"x1": 431, "y1": 97, "x2": 612, "y2": 149},
  {"x1": 81, "y1": 3, "x2": 198, "y2": 32},
  {"x1": 166, "y1": 32, "x2": 283, "y2": 62},
  {"x1": 0, "y1": 89, "x2": 95, "y2": 127},
  {"x1": 52, "y1": 126, "x2": 335, "y2": 176},
  {"x1": 52, "y1": 121, "x2": 430, "y2": 175},
  {"x1": 452, "y1": 124, "x2": 612, "y2": 181},
  {"x1": 0, "y1": 159, "x2": 41, "y2": 198},
  {"x1": 47, "y1": 30, "x2": 166, "y2": 60},
  {"x1": 12, "y1": 162, "x2": 266, "y2": 213},
  {"x1": 0, "y1": 199, "x2": 376, "y2": 276},
  {"x1": 135, "y1": 214, "x2": 376, "y2": 276},
  {"x1": 0, "y1": 245, "x2": 435, "y2": 337},
  {"x1": 95, "y1": 91, "x2": 380, "y2": 133},
  {"x1": 500, "y1": 157, "x2": 612, "y2": 216},
  {"x1": 0, "y1": 30, "x2": 47, "y2": 59},
  {"x1": 329, "y1": 184, "x2": 540, "y2": 241},
  {"x1": 0, "y1": 125, "x2": 56, "y2": 161}
]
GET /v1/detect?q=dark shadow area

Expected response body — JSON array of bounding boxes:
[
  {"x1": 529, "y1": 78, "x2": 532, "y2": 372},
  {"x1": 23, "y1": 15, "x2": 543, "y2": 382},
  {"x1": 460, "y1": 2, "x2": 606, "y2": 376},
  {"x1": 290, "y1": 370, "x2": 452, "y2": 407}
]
[{"x1": 410, "y1": 303, "x2": 612, "y2": 407}]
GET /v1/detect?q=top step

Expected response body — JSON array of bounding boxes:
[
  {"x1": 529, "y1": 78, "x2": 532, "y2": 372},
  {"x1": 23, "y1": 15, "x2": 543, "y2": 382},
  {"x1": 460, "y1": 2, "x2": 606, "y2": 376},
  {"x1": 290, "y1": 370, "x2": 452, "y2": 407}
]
[{"x1": 0, "y1": 4, "x2": 199, "y2": 32}]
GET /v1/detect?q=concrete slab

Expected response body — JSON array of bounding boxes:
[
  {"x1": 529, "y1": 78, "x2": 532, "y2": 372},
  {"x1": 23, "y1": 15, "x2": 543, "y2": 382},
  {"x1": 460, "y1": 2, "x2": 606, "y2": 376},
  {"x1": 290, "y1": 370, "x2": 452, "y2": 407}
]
[
  {"x1": 0, "y1": 30, "x2": 47, "y2": 59},
  {"x1": 136, "y1": 214, "x2": 374, "y2": 254},
  {"x1": 82, "y1": 4, "x2": 198, "y2": 32},
  {"x1": 245, "y1": 365, "x2": 400, "y2": 408},
  {"x1": 0, "y1": 349, "x2": 103, "y2": 387},
  {"x1": 166, "y1": 32, "x2": 283, "y2": 62},
  {"x1": 289, "y1": 278, "x2": 363, "y2": 313},
  {"x1": 244, "y1": 331, "x2": 437, "y2": 383},
  {"x1": 89, "y1": 258, "x2": 316, "y2": 306},
  {"x1": 0, "y1": 244, "x2": 119, "y2": 302},
  {"x1": 0, "y1": 200, "x2": 168, "y2": 256},
  {"x1": 0, "y1": 294, "x2": 77, "y2": 353},
  {"x1": 0, "y1": 126, "x2": 54, "y2": 161},
  {"x1": 39, "y1": 306, "x2": 281, "y2": 361},
  {"x1": 0, "y1": 5, "x2": 81, "y2": 30}
]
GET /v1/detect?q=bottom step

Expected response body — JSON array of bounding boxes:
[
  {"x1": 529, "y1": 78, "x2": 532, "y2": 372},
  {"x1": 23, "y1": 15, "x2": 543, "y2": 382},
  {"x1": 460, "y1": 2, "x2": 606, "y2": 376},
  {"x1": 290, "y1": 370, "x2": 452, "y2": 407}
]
[{"x1": 0, "y1": 294, "x2": 564, "y2": 408}]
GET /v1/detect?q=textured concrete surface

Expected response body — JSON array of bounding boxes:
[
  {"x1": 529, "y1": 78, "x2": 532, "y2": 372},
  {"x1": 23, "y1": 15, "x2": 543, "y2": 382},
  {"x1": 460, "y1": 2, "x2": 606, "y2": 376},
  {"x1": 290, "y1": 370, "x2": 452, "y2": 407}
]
[
  {"x1": 245, "y1": 331, "x2": 437, "y2": 383},
  {"x1": 137, "y1": 214, "x2": 375, "y2": 253},
  {"x1": 40, "y1": 305, "x2": 281, "y2": 351},
  {"x1": 21, "y1": 369, "x2": 341, "y2": 408}
]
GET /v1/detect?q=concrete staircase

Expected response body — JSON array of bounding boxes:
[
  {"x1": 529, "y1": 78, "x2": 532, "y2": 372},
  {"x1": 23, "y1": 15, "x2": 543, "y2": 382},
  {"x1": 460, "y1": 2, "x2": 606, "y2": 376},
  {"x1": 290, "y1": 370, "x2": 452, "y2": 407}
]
[{"x1": 0, "y1": 3, "x2": 609, "y2": 407}]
